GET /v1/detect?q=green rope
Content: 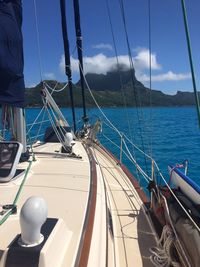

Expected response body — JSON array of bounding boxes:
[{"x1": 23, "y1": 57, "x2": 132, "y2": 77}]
[
  {"x1": 13, "y1": 160, "x2": 33, "y2": 205},
  {"x1": 181, "y1": 0, "x2": 200, "y2": 127},
  {"x1": 0, "y1": 209, "x2": 13, "y2": 226},
  {"x1": 0, "y1": 158, "x2": 33, "y2": 226}
]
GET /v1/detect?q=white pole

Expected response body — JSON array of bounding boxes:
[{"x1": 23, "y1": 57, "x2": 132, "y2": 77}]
[{"x1": 15, "y1": 108, "x2": 27, "y2": 154}]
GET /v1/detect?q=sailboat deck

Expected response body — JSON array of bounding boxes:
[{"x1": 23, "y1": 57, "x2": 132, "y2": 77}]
[
  {"x1": 91, "y1": 144, "x2": 157, "y2": 267},
  {"x1": 0, "y1": 140, "x2": 157, "y2": 266},
  {"x1": 0, "y1": 141, "x2": 91, "y2": 267}
]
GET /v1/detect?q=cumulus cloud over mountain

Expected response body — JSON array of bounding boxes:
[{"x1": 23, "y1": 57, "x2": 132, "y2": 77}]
[{"x1": 59, "y1": 48, "x2": 191, "y2": 83}]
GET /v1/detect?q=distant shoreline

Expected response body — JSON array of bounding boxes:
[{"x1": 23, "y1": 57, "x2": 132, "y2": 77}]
[{"x1": 25, "y1": 104, "x2": 196, "y2": 109}]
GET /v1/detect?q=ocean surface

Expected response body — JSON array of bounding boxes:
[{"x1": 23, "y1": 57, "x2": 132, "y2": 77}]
[{"x1": 24, "y1": 106, "x2": 200, "y2": 189}]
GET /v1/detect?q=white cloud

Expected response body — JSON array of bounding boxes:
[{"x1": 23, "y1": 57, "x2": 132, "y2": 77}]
[
  {"x1": 27, "y1": 83, "x2": 37, "y2": 88},
  {"x1": 133, "y1": 48, "x2": 161, "y2": 71},
  {"x1": 59, "y1": 48, "x2": 191, "y2": 83},
  {"x1": 60, "y1": 48, "x2": 161, "y2": 74},
  {"x1": 92, "y1": 43, "x2": 113, "y2": 51},
  {"x1": 44, "y1": 72, "x2": 56, "y2": 80},
  {"x1": 60, "y1": 53, "x2": 119, "y2": 75},
  {"x1": 139, "y1": 71, "x2": 191, "y2": 82},
  {"x1": 70, "y1": 54, "x2": 130, "y2": 74},
  {"x1": 59, "y1": 49, "x2": 160, "y2": 76}
]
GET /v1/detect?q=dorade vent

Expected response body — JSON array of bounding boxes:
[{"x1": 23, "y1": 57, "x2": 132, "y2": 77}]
[
  {"x1": 5, "y1": 216, "x2": 72, "y2": 267},
  {"x1": 64, "y1": 132, "x2": 73, "y2": 147},
  {"x1": 0, "y1": 142, "x2": 23, "y2": 182},
  {"x1": 62, "y1": 132, "x2": 74, "y2": 153},
  {"x1": 19, "y1": 196, "x2": 48, "y2": 247}
]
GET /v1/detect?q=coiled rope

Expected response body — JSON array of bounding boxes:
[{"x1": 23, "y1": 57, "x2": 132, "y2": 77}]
[{"x1": 150, "y1": 225, "x2": 180, "y2": 267}]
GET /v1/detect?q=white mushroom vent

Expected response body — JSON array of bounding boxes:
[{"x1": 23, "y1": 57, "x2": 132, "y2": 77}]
[
  {"x1": 64, "y1": 132, "x2": 73, "y2": 147},
  {"x1": 19, "y1": 196, "x2": 48, "y2": 247}
]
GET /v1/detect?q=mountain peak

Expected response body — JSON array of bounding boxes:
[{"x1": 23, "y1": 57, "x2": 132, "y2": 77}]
[{"x1": 77, "y1": 64, "x2": 141, "y2": 91}]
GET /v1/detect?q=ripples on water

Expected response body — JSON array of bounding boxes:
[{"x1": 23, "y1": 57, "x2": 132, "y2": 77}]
[
  {"x1": 2, "y1": 107, "x2": 200, "y2": 187},
  {"x1": 73, "y1": 107, "x2": 200, "y2": 186}
]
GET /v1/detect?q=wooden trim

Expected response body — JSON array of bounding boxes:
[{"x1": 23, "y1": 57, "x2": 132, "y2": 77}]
[
  {"x1": 75, "y1": 144, "x2": 97, "y2": 267},
  {"x1": 98, "y1": 144, "x2": 149, "y2": 204},
  {"x1": 75, "y1": 141, "x2": 148, "y2": 266}
]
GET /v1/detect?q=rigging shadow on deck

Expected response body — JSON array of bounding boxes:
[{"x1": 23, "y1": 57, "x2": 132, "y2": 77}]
[{"x1": 136, "y1": 207, "x2": 156, "y2": 267}]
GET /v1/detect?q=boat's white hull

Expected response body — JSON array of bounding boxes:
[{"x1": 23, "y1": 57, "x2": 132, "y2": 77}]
[{"x1": 169, "y1": 166, "x2": 200, "y2": 205}]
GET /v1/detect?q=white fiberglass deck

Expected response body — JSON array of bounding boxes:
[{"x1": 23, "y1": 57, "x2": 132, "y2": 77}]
[
  {"x1": 91, "y1": 144, "x2": 157, "y2": 267},
  {"x1": 0, "y1": 141, "x2": 90, "y2": 267},
  {"x1": 0, "y1": 140, "x2": 157, "y2": 267}
]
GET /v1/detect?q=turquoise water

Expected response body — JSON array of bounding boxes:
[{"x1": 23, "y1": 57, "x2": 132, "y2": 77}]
[{"x1": 21, "y1": 106, "x2": 200, "y2": 187}]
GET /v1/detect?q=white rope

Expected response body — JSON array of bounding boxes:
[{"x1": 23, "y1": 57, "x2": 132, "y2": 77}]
[
  {"x1": 44, "y1": 101, "x2": 67, "y2": 138},
  {"x1": 42, "y1": 74, "x2": 200, "y2": 243},
  {"x1": 44, "y1": 81, "x2": 69, "y2": 93},
  {"x1": 102, "y1": 117, "x2": 200, "y2": 233},
  {"x1": 78, "y1": 63, "x2": 122, "y2": 137},
  {"x1": 102, "y1": 120, "x2": 152, "y2": 182},
  {"x1": 122, "y1": 138, "x2": 152, "y2": 182},
  {"x1": 27, "y1": 81, "x2": 68, "y2": 143},
  {"x1": 102, "y1": 133, "x2": 135, "y2": 165},
  {"x1": 102, "y1": 133, "x2": 151, "y2": 183},
  {"x1": 27, "y1": 119, "x2": 50, "y2": 127},
  {"x1": 27, "y1": 106, "x2": 46, "y2": 135},
  {"x1": 101, "y1": 133, "x2": 120, "y2": 150},
  {"x1": 124, "y1": 133, "x2": 154, "y2": 161},
  {"x1": 42, "y1": 86, "x2": 69, "y2": 127},
  {"x1": 103, "y1": 119, "x2": 154, "y2": 162},
  {"x1": 43, "y1": 81, "x2": 58, "y2": 92},
  {"x1": 106, "y1": 0, "x2": 138, "y2": 164},
  {"x1": 41, "y1": 97, "x2": 74, "y2": 153},
  {"x1": 102, "y1": 120, "x2": 149, "y2": 181},
  {"x1": 78, "y1": 63, "x2": 158, "y2": 185},
  {"x1": 150, "y1": 225, "x2": 181, "y2": 267},
  {"x1": 32, "y1": 107, "x2": 47, "y2": 144},
  {"x1": 79, "y1": 60, "x2": 145, "y2": 182},
  {"x1": 103, "y1": 120, "x2": 200, "y2": 232},
  {"x1": 96, "y1": 93, "x2": 200, "y2": 232},
  {"x1": 43, "y1": 101, "x2": 66, "y2": 147}
]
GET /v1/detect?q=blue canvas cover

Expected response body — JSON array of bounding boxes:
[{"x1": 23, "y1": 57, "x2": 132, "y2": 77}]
[{"x1": 0, "y1": 0, "x2": 25, "y2": 107}]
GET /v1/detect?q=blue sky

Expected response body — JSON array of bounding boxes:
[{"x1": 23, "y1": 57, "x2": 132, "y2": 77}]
[{"x1": 22, "y1": 0, "x2": 200, "y2": 95}]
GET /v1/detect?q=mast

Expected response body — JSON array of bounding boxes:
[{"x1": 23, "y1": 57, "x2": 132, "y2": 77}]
[
  {"x1": 181, "y1": 0, "x2": 200, "y2": 127},
  {"x1": 15, "y1": 108, "x2": 26, "y2": 152},
  {"x1": 60, "y1": 0, "x2": 76, "y2": 132},
  {"x1": 73, "y1": 0, "x2": 88, "y2": 123}
]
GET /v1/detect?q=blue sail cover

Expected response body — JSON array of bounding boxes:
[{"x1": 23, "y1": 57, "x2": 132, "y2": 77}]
[{"x1": 0, "y1": 0, "x2": 25, "y2": 107}]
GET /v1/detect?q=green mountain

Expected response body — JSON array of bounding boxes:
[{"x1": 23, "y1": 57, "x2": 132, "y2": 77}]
[
  {"x1": 25, "y1": 69, "x2": 196, "y2": 107},
  {"x1": 76, "y1": 65, "x2": 144, "y2": 92}
]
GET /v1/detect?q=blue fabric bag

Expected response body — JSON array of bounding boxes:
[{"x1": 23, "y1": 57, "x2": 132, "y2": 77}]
[{"x1": 0, "y1": 0, "x2": 25, "y2": 107}]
